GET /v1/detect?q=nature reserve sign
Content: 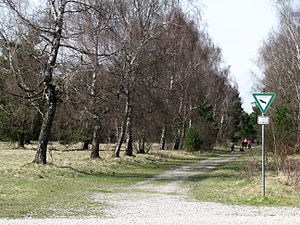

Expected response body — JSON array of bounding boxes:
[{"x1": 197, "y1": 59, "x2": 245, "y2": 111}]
[
  {"x1": 252, "y1": 93, "x2": 276, "y2": 114},
  {"x1": 252, "y1": 92, "x2": 276, "y2": 197}
]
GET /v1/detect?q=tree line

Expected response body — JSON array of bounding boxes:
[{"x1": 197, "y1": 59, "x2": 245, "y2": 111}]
[
  {"x1": 258, "y1": 0, "x2": 300, "y2": 176},
  {"x1": 0, "y1": 0, "x2": 243, "y2": 164}
]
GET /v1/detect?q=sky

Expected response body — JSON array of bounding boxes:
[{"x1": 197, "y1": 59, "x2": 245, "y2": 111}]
[{"x1": 185, "y1": 0, "x2": 279, "y2": 113}]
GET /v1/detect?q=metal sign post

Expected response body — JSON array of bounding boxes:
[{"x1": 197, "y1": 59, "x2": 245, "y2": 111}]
[
  {"x1": 253, "y1": 93, "x2": 276, "y2": 197},
  {"x1": 261, "y1": 116, "x2": 265, "y2": 197}
]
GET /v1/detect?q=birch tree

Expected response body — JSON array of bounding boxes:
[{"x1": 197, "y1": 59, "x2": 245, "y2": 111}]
[
  {"x1": 111, "y1": 0, "x2": 173, "y2": 157},
  {"x1": 258, "y1": 0, "x2": 300, "y2": 154},
  {"x1": 63, "y1": 0, "x2": 116, "y2": 158},
  {"x1": 0, "y1": 0, "x2": 92, "y2": 163}
]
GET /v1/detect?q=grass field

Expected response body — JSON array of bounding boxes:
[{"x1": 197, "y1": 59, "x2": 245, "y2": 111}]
[
  {"x1": 0, "y1": 142, "x2": 220, "y2": 218},
  {"x1": 0, "y1": 142, "x2": 299, "y2": 218},
  {"x1": 189, "y1": 147, "x2": 300, "y2": 207}
]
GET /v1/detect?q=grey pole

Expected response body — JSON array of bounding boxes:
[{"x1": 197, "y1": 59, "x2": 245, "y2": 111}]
[{"x1": 262, "y1": 113, "x2": 265, "y2": 197}]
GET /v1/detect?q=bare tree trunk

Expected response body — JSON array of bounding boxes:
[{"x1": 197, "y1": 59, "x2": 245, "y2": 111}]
[
  {"x1": 32, "y1": 1, "x2": 65, "y2": 164},
  {"x1": 33, "y1": 85, "x2": 57, "y2": 164},
  {"x1": 188, "y1": 102, "x2": 193, "y2": 129},
  {"x1": 159, "y1": 124, "x2": 166, "y2": 150},
  {"x1": 125, "y1": 129, "x2": 133, "y2": 156},
  {"x1": 174, "y1": 97, "x2": 183, "y2": 150},
  {"x1": 174, "y1": 120, "x2": 186, "y2": 150},
  {"x1": 188, "y1": 117, "x2": 192, "y2": 130},
  {"x1": 90, "y1": 66, "x2": 101, "y2": 159},
  {"x1": 113, "y1": 100, "x2": 129, "y2": 157},
  {"x1": 137, "y1": 135, "x2": 145, "y2": 154},
  {"x1": 295, "y1": 85, "x2": 300, "y2": 149},
  {"x1": 174, "y1": 127, "x2": 181, "y2": 150},
  {"x1": 82, "y1": 140, "x2": 89, "y2": 150},
  {"x1": 18, "y1": 133, "x2": 25, "y2": 148},
  {"x1": 115, "y1": 119, "x2": 119, "y2": 143},
  {"x1": 179, "y1": 104, "x2": 188, "y2": 149},
  {"x1": 113, "y1": 125, "x2": 125, "y2": 157},
  {"x1": 136, "y1": 128, "x2": 146, "y2": 154},
  {"x1": 179, "y1": 121, "x2": 186, "y2": 149},
  {"x1": 91, "y1": 124, "x2": 101, "y2": 158},
  {"x1": 125, "y1": 100, "x2": 133, "y2": 156}
]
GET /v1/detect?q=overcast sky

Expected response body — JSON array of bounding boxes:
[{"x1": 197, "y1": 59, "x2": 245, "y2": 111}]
[{"x1": 186, "y1": 0, "x2": 279, "y2": 113}]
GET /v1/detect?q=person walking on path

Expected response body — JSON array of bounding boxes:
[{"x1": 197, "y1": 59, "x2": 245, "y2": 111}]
[
  {"x1": 230, "y1": 142, "x2": 235, "y2": 152},
  {"x1": 247, "y1": 139, "x2": 251, "y2": 149},
  {"x1": 243, "y1": 139, "x2": 247, "y2": 149}
]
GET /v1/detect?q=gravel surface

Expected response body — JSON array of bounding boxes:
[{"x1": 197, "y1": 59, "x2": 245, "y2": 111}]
[{"x1": 1, "y1": 154, "x2": 300, "y2": 225}]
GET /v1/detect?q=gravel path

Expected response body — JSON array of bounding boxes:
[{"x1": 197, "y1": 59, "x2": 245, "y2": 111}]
[{"x1": 1, "y1": 154, "x2": 300, "y2": 225}]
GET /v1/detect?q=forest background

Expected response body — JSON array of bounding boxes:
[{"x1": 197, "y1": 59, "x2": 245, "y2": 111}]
[{"x1": 0, "y1": 0, "x2": 299, "y2": 183}]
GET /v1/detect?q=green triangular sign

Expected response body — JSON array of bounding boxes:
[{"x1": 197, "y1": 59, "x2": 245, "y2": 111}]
[{"x1": 253, "y1": 93, "x2": 276, "y2": 114}]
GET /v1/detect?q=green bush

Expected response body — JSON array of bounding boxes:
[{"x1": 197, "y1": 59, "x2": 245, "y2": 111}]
[{"x1": 185, "y1": 128, "x2": 202, "y2": 151}]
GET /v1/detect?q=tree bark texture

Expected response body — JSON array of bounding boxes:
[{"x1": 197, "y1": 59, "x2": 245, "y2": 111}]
[
  {"x1": 179, "y1": 121, "x2": 186, "y2": 150},
  {"x1": 33, "y1": 85, "x2": 57, "y2": 164},
  {"x1": 137, "y1": 129, "x2": 146, "y2": 154},
  {"x1": 113, "y1": 100, "x2": 129, "y2": 157},
  {"x1": 159, "y1": 125, "x2": 166, "y2": 150},
  {"x1": 174, "y1": 123, "x2": 183, "y2": 150},
  {"x1": 113, "y1": 125, "x2": 125, "y2": 157},
  {"x1": 174, "y1": 97, "x2": 184, "y2": 150},
  {"x1": 179, "y1": 104, "x2": 188, "y2": 149},
  {"x1": 124, "y1": 100, "x2": 133, "y2": 156},
  {"x1": 91, "y1": 125, "x2": 101, "y2": 158},
  {"x1": 33, "y1": 1, "x2": 65, "y2": 164},
  {"x1": 188, "y1": 102, "x2": 193, "y2": 129},
  {"x1": 115, "y1": 119, "x2": 119, "y2": 143},
  {"x1": 137, "y1": 137, "x2": 145, "y2": 154}
]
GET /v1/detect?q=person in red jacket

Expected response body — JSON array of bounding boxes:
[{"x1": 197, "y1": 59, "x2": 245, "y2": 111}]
[{"x1": 247, "y1": 139, "x2": 251, "y2": 149}]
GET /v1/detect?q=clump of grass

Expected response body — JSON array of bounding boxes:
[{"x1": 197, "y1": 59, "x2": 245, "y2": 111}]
[{"x1": 241, "y1": 158, "x2": 260, "y2": 179}]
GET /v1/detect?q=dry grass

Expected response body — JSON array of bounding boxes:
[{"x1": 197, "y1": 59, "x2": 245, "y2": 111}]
[
  {"x1": 191, "y1": 150, "x2": 300, "y2": 207},
  {"x1": 0, "y1": 141, "x2": 212, "y2": 218}
]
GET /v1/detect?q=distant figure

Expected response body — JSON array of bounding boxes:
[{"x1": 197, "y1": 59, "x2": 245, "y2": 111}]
[
  {"x1": 230, "y1": 142, "x2": 235, "y2": 152},
  {"x1": 247, "y1": 139, "x2": 251, "y2": 149},
  {"x1": 243, "y1": 139, "x2": 247, "y2": 149},
  {"x1": 240, "y1": 147, "x2": 244, "y2": 152}
]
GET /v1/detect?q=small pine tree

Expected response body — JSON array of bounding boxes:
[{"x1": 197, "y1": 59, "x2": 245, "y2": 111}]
[{"x1": 185, "y1": 128, "x2": 202, "y2": 151}]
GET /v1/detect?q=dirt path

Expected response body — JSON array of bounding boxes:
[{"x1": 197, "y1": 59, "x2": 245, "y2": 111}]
[{"x1": 2, "y1": 154, "x2": 300, "y2": 225}]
